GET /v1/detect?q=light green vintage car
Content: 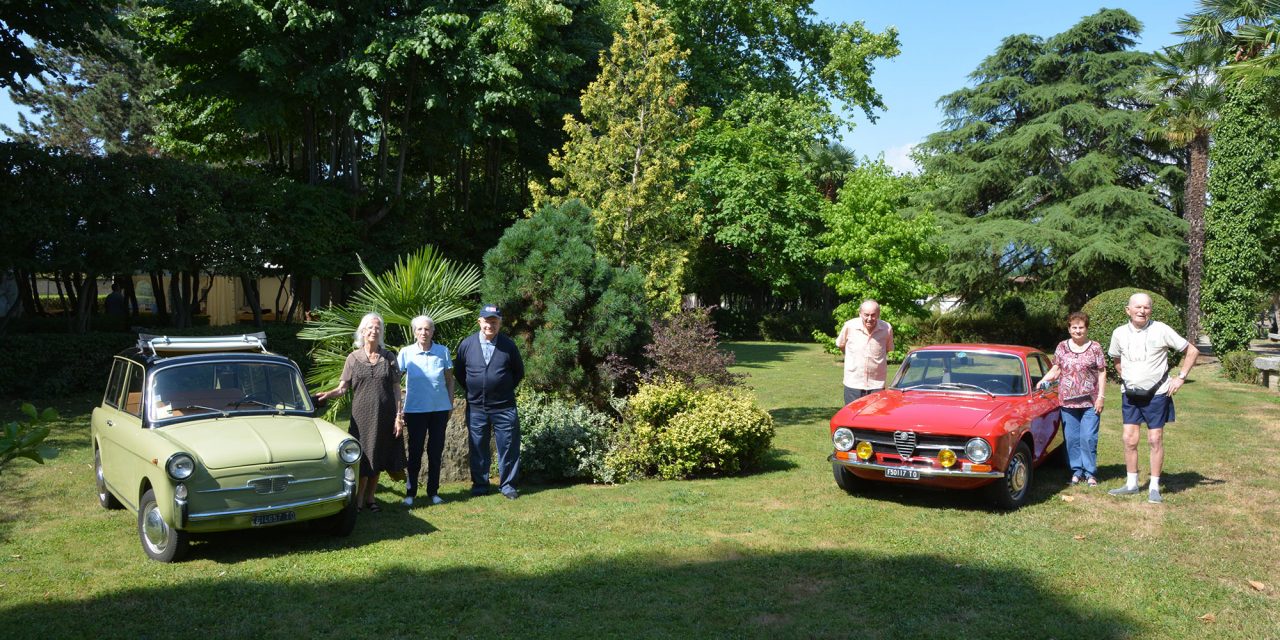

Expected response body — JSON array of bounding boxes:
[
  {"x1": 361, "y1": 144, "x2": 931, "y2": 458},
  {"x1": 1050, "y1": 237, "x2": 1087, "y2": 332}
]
[{"x1": 91, "y1": 334, "x2": 361, "y2": 562}]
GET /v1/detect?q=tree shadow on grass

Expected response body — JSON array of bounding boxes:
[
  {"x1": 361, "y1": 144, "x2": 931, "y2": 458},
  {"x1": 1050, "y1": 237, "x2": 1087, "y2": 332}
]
[
  {"x1": 832, "y1": 462, "x2": 1075, "y2": 513},
  {"x1": 191, "y1": 508, "x2": 439, "y2": 564},
  {"x1": 769, "y1": 406, "x2": 834, "y2": 428},
  {"x1": 725, "y1": 342, "x2": 809, "y2": 369},
  {"x1": 1, "y1": 549, "x2": 1141, "y2": 638}
]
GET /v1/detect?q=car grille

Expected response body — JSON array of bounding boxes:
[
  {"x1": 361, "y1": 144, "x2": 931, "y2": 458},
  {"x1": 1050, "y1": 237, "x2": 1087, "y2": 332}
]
[
  {"x1": 249, "y1": 476, "x2": 291, "y2": 494},
  {"x1": 847, "y1": 429, "x2": 971, "y2": 459}
]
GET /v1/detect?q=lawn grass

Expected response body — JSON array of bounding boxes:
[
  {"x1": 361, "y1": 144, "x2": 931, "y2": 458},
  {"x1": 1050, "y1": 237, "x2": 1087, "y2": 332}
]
[{"x1": 1, "y1": 341, "x2": 1277, "y2": 639}]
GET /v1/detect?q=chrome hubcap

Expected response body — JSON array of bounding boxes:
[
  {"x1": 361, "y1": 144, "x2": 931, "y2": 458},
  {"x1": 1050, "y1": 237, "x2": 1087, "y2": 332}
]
[
  {"x1": 1008, "y1": 456, "x2": 1028, "y2": 496},
  {"x1": 95, "y1": 454, "x2": 106, "y2": 494},
  {"x1": 143, "y1": 506, "x2": 169, "y2": 550}
]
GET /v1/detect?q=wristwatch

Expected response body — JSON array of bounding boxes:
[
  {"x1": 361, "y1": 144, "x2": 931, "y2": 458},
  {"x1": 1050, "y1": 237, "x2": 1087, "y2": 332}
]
[{"x1": 1177, "y1": 372, "x2": 1187, "y2": 380}]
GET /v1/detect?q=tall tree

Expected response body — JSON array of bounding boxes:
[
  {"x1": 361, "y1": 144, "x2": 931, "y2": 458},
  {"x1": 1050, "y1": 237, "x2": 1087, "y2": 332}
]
[
  {"x1": 542, "y1": 1, "x2": 700, "y2": 312},
  {"x1": 1179, "y1": 0, "x2": 1280, "y2": 353},
  {"x1": 804, "y1": 141, "x2": 857, "y2": 203},
  {"x1": 1142, "y1": 43, "x2": 1227, "y2": 343},
  {"x1": 0, "y1": 0, "x2": 117, "y2": 89},
  {"x1": 911, "y1": 9, "x2": 1184, "y2": 310}
]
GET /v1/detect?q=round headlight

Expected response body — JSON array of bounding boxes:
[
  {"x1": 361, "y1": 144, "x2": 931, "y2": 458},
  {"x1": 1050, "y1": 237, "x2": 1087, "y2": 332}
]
[
  {"x1": 166, "y1": 453, "x2": 195, "y2": 480},
  {"x1": 833, "y1": 428, "x2": 855, "y2": 452},
  {"x1": 938, "y1": 447, "x2": 957, "y2": 468},
  {"x1": 339, "y1": 439, "x2": 362, "y2": 464},
  {"x1": 965, "y1": 438, "x2": 992, "y2": 463}
]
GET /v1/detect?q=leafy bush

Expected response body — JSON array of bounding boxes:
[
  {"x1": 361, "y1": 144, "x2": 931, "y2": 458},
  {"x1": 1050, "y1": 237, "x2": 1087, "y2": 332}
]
[
  {"x1": 758, "y1": 310, "x2": 827, "y2": 342},
  {"x1": 1081, "y1": 288, "x2": 1184, "y2": 355},
  {"x1": 1219, "y1": 351, "x2": 1259, "y2": 385},
  {"x1": 0, "y1": 324, "x2": 314, "y2": 400},
  {"x1": 608, "y1": 382, "x2": 774, "y2": 481},
  {"x1": 1, "y1": 403, "x2": 58, "y2": 473},
  {"x1": 519, "y1": 390, "x2": 618, "y2": 484},
  {"x1": 482, "y1": 200, "x2": 648, "y2": 401},
  {"x1": 645, "y1": 307, "x2": 741, "y2": 388}
]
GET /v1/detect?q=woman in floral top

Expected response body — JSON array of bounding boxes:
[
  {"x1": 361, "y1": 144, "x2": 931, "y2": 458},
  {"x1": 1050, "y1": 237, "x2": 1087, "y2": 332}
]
[{"x1": 1039, "y1": 311, "x2": 1107, "y2": 486}]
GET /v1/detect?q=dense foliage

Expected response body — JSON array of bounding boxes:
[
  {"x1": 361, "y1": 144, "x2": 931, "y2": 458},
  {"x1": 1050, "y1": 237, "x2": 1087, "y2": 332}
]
[
  {"x1": 912, "y1": 10, "x2": 1185, "y2": 310},
  {"x1": 608, "y1": 382, "x2": 774, "y2": 481},
  {"x1": 1081, "y1": 287, "x2": 1184, "y2": 357},
  {"x1": 644, "y1": 307, "x2": 741, "y2": 388},
  {"x1": 482, "y1": 200, "x2": 648, "y2": 400},
  {"x1": 518, "y1": 389, "x2": 617, "y2": 483},
  {"x1": 1218, "y1": 351, "x2": 1260, "y2": 385}
]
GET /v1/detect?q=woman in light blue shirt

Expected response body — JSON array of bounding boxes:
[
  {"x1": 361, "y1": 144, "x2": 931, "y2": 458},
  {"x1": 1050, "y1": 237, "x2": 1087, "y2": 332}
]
[{"x1": 396, "y1": 315, "x2": 455, "y2": 506}]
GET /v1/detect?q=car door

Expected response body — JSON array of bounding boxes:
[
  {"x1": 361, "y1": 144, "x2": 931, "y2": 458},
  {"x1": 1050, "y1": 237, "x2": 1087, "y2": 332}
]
[
  {"x1": 92, "y1": 359, "x2": 132, "y2": 500},
  {"x1": 97, "y1": 360, "x2": 149, "y2": 510},
  {"x1": 1025, "y1": 353, "x2": 1061, "y2": 459}
]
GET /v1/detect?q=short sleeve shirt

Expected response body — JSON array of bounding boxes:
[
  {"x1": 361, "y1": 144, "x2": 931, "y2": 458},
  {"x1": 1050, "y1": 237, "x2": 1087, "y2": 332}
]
[
  {"x1": 1108, "y1": 320, "x2": 1188, "y2": 396},
  {"x1": 1053, "y1": 340, "x2": 1104, "y2": 408},
  {"x1": 840, "y1": 319, "x2": 893, "y2": 391},
  {"x1": 396, "y1": 342, "x2": 453, "y2": 413}
]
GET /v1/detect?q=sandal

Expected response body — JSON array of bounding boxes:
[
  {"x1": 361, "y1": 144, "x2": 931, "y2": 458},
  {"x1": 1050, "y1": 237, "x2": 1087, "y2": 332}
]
[
  {"x1": 1070, "y1": 475, "x2": 1081, "y2": 485},
  {"x1": 366, "y1": 502, "x2": 381, "y2": 512},
  {"x1": 1087, "y1": 477, "x2": 1098, "y2": 487}
]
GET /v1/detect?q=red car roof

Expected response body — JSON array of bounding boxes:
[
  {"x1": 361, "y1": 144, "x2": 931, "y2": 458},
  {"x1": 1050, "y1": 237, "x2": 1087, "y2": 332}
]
[{"x1": 909, "y1": 343, "x2": 1043, "y2": 357}]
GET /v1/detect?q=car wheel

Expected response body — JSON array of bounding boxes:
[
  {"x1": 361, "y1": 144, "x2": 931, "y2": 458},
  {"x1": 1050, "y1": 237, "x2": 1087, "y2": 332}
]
[
  {"x1": 138, "y1": 489, "x2": 189, "y2": 562},
  {"x1": 833, "y1": 462, "x2": 866, "y2": 494},
  {"x1": 95, "y1": 447, "x2": 123, "y2": 510},
  {"x1": 320, "y1": 497, "x2": 358, "y2": 537},
  {"x1": 986, "y1": 441, "x2": 1034, "y2": 510}
]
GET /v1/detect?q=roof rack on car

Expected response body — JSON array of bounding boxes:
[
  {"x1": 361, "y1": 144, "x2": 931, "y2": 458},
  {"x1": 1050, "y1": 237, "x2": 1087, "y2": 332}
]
[{"x1": 137, "y1": 332, "x2": 269, "y2": 357}]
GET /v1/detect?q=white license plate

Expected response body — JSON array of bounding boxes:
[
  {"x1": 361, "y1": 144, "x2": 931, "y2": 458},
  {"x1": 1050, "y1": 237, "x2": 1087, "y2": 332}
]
[
  {"x1": 884, "y1": 467, "x2": 920, "y2": 480},
  {"x1": 252, "y1": 511, "x2": 296, "y2": 526}
]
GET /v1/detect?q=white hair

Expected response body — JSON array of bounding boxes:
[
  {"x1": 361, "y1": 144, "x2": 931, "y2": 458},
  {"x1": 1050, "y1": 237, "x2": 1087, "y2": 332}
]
[
  {"x1": 410, "y1": 314, "x2": 435, "y2": 332},
  {"x1": 353, "y1": 312, "x2": 386, "y2": 349}
]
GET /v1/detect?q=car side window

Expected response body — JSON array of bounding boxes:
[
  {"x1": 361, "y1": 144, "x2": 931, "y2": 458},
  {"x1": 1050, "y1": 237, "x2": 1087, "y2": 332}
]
[
  {"x1": 123, "y1": 364, "x2": 145, "y2": 417},
  {"x1": 104, "y1": 359, "x2": 127, "y2": 409},
  {"x1": 1028, "y1": 354, "x2": 1049, "y2": 387}
]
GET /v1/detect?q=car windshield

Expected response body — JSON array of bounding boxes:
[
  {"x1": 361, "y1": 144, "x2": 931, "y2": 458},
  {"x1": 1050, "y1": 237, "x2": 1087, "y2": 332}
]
[
  {"x1": 150, "y1": 361, "x2": 312, "y2": 421},
  {"x1": 891, "y1": 350, "x2": 1028, "y2": 396}
]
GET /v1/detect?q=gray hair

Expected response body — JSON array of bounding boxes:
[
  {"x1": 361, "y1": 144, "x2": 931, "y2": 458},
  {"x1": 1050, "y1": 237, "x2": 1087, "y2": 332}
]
[
  {"x1": 410, "y1": 314, "x2": 435, "y2": 332},
  {"x1": 353, "y1": 312, "x2": 386, "y2": 349}
]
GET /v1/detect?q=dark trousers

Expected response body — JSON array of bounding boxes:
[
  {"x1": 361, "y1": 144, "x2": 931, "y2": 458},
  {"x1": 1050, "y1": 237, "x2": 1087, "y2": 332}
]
[
  {"x1": 466, "y1": 405, "x2": 520, "y2": 493},
  {"x1": 403, "y1": 411, "x2": 449, "y2": 498},
  {"x1": 844, "y1": 386, "x2": 879, "y2": 405}
]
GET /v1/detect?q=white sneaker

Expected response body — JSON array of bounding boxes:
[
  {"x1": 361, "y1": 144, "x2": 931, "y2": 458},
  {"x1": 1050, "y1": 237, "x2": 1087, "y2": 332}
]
[
  {"x1": 403, "y1": 496, "x2": 414, "y2": 506},
  {"x1": 430, "y1": 495, "x2": 444, "y2": 505}
]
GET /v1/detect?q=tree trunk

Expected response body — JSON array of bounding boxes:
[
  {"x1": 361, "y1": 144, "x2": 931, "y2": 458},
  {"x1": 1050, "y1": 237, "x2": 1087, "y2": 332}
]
[
  {"x1": 17, "y1": 270, "x2": 40, "y2": 316},
  {"x1": 150, "y1": 270, "x2": 168, "y2": 319},
  {"x1": 73, "y1": 273, "x2": 98, "y2": 334},
  {"x1": 241, "y1": 274, "x2": 264, "y2": 328},
  {"x1": 123, "y1": 275, "x2": 140, "y2": 317},
  {"x1": 1183, "y1": 134, "x2": 1209, "y2": 344}
]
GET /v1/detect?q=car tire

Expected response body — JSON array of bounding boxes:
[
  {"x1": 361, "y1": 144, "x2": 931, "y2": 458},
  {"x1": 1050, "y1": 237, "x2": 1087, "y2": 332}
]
[
  {"x1": 833, "y1": 462, "x2": 866, "y2": 494},
  {"x1": 138, "y1": 488, "x2": 189, "y2": 562},
  {"x1": 95, "y1": 447, "x2": 123, "y2": 510},
  {"x1": 986, "y1": 441, "x2": 1034, "y2": 510},
  {"x1": 321, "y1": 497, "x2": 358, "y2": 537}
]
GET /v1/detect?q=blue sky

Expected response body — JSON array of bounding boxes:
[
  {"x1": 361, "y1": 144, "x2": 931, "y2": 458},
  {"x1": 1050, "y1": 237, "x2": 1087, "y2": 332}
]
[
  {"x1": 812, "y1": 0, "x2": 1200, "y2": 171},
  {"x1": 1, "y1": 1, "x2": 1199, "y2": 171}
]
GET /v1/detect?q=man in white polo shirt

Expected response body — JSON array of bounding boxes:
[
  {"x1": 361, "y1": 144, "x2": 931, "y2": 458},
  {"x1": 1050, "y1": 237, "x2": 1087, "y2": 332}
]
[
  {"x1": 836, "y1": 299, "x2": 894, "y2": 405},
  {"x1": 1107, "y1": 292, "x2": 1199, "y2": 503}
]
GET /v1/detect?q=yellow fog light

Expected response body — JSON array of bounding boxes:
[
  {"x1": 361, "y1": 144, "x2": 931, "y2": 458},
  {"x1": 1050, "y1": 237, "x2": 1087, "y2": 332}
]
[
  {"x1": 938, "y1": 448, "x2": 957, "y2": 468},
  {"x1": 856, "y1": 441, "x2": 873, "y2": 460}
]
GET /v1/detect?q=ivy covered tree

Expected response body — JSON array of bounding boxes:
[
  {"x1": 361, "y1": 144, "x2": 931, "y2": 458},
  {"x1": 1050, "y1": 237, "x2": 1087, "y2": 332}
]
[
  {"x1": 817, "y1": 160, "x2": 943, "y2": 333},
  {"x1": 482, "y1": 200, "x2": 648, "y2": 401},
  {"x1": 542, "y1": 1, "x2": 700, "y2": 313},
  {"x1": 911, "y1": 9, "x2": 1185, "y2": 310}
]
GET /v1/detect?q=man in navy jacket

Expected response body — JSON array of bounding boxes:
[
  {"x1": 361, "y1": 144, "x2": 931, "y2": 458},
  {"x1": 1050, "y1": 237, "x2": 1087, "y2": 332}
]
[{"x1": 454, "y1": 304, "x2": 525, "y2": 499}]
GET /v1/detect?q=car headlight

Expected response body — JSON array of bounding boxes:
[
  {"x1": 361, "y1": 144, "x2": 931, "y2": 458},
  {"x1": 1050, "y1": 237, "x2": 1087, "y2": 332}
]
[
  {"x1": 166, "y1": 453, "x2": 195, "y2": 480},
  {"x1": 965, "y1": 438, "x2": 991, "y2": 464},
  {"x1": 833, "y1": 428, "x2": 855, "y2": 452},
  {"x1": 339, "y1": 439, "x2": 362, "y2": 464}
]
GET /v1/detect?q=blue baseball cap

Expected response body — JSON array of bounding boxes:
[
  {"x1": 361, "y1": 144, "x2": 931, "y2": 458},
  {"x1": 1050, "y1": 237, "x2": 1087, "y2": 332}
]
[{"x1": 478, "y1": 304, "x2": 502, "y2": 318}]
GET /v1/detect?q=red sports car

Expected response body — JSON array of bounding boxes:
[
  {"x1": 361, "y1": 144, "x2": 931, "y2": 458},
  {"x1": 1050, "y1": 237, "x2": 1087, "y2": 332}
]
[{"x1": 829, "y1": 344, "x2": 1063, "y2": 509}]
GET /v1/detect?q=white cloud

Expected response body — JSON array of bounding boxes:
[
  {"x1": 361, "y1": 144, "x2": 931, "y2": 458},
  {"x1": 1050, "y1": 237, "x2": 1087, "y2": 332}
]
[{"x1": 882, "y1": 143, "x2": 920, "y2": 175}]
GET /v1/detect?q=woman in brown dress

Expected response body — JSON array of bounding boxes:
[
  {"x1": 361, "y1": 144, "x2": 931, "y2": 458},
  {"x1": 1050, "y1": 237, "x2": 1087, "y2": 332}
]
[{"x1": 316, "y1": 312, "x2": 405, "y2": 511}]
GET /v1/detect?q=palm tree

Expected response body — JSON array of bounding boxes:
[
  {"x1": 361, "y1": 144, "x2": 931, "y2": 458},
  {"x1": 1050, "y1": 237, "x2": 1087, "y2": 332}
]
[
  {"x1": 299, "y1": 246, "x2": 481, "y2": 416},
  {"x1": 804, "y1": 142, "x2": 856, "y2": 202},
  {"x1": 1143, "y1": 43, "x2": 1227, "y2": 343}
]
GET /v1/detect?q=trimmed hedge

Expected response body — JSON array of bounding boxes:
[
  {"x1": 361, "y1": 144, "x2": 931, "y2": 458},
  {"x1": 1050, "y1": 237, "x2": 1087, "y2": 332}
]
[
  {"x1": 1, "y1": 324, "x2": 313, "y2": 400},
  {"x1": 1080, "y1": 288, "x2": 1184, "y2": 357},
  {"x1": 608, "y1": 382, "x2": 775, "y2": 481}
]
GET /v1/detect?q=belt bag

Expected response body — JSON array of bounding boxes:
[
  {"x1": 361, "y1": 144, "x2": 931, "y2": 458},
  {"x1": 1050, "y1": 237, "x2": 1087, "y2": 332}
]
[{"x1": 1124, "y1": 374, "x2": 1166, "y2": 401}]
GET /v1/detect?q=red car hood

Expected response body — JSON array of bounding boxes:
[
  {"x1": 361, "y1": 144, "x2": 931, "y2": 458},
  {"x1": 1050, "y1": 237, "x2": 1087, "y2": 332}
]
[{"x1": 833, "y1": 390, "x2": 1010, "y2": 435}]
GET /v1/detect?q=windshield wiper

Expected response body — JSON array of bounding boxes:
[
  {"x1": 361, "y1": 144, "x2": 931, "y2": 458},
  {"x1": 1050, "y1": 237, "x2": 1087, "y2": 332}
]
[
  {"x1": 937, "y1": 382, "x2": 995, "y2": 398},
  {"x1": 172, "y1": 404, "x2": 227, "y2": 417},
  {"x1": 230, "y1": 399, "x2": 274, "y2": 409}
]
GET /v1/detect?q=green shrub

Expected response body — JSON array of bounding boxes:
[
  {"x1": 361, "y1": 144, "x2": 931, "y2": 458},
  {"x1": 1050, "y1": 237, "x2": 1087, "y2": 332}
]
[
  {"x1": 1219, "y1": 351, "x2": 1259, "y2": 385},
  {"x1": 0, "y1": 324, "x2": 312, "y2": 400},
  {"x1": 607, "y1": 382, "x2": 774, "y2": 481},
  {"x1": 519, "y1": 389, "x2": 618, "y2": 483},
  {"x1": 1081, "y1": 288, "x2": 1184, "y2": 356},
  {"x1": 758, "y1": 310, "x2": 827, "y2": 342},
  {"x1": 1, "y1": 403, "x2": 58, "y2": 473}
]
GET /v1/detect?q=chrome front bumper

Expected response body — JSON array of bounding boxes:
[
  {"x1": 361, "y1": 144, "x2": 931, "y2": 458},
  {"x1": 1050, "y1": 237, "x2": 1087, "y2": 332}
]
[
  {"x1": 176, "y1": 471, "x2": 357, "y2": 526},
  {"x1": 829, "y1": 454, "x2": 1004, "y2": 479}
]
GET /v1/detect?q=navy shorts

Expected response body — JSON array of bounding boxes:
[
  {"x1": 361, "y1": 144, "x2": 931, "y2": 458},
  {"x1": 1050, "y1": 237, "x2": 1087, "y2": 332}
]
[{"x1": 1121, "y1": 393, "x2": 1175, "y2": 429}]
